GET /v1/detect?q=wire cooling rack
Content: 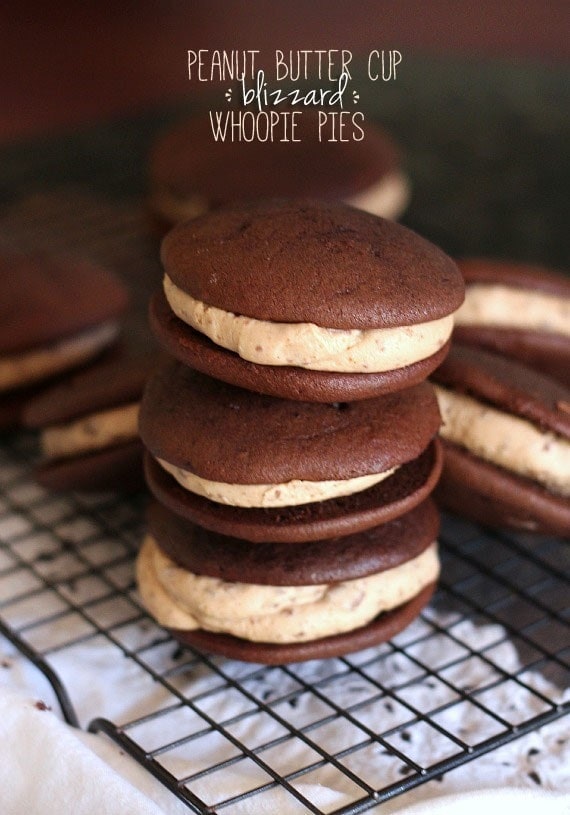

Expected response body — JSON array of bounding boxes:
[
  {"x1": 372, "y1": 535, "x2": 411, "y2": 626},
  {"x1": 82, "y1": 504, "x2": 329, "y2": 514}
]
[
  {"x1": 0, "y1": 431, "x2": 568, "y2": 814},
  {"x1": 0, "y1": 59, "x2": 569, "y2": 811}
]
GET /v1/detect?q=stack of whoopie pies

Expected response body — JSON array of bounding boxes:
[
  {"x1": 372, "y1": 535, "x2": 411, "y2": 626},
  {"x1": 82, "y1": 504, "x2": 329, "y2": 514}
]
[
  {"x1": 137, "y1": 199, "x2": 465, "y2": 663},
  {"x1": 430, "y1": 258, "x2": 570, "y2": 536},
  {"x1": 0, "y1": 250, "x2": 129, "y2": 431}
]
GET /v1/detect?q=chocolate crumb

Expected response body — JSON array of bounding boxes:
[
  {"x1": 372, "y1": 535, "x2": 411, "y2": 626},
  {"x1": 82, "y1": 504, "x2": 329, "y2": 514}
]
[
  {"x1": 34, "y1": 700, "x2": 51, "y2": 711},
  {"x1": 36, "y1": 551, "x2": 56, "y2": 562},
  {"x1": 527, "y1": 747, "x2": 540, "y2": 757},
  {"x1": 1, "y1": 659, "x2": 12, "y2": 668},
  {"x1": 398, "y1": 764, "x2": 414, "y2": 776},
  {"x1": 528, "y1": 771, "x2": 542, "y2": 786},
  {"x1": 400, "y1": 731, "x2": 412, "y2": 742},
  {"x1": 384, "y1": 701, "x2": 394, "y2": 713}
]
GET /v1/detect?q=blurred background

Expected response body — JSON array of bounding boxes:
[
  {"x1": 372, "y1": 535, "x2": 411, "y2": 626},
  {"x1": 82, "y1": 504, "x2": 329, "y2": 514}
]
[
  {"x1": 0, "y1": 1, "x2": 568, "y2": 273},
  {"x1": 2, "y1": 0, "x2": 569, "y2": 141}
]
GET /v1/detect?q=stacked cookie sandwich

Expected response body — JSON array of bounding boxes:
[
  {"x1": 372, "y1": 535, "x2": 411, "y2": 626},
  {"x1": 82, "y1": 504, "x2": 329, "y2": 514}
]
[
  {"x1": 148, "y1": 112, "x2": 411, "y2": 234},
  {"x1": 137, "y1": 199, "x2": 465, "y2": 663},
  {"x1": 0, "y1": 251, "x2": 129, "y2": 430}
]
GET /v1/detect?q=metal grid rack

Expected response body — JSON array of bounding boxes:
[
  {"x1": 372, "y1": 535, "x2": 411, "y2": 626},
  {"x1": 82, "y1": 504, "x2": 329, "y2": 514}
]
[
  {"x1": 0, "y1": 432, "x2": 568, "y2": 814},
  {"x1": 0, "y1": 62, "x2": 569, "y2": 811}
]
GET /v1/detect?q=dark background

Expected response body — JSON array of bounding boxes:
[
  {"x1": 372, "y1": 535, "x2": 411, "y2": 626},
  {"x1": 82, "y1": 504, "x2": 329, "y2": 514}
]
[
  {"x1": 2, "y1": 1, "x2": 569, "y2": 142},
  {"x1": 0, "y1": 2, "x2": 568, "y2": 275}
]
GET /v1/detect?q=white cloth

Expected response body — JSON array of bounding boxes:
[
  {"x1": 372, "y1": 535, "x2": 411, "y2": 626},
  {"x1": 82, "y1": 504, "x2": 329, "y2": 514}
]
[{"x1": 1, "y1": 612, "x2": 569, "y2": 815}]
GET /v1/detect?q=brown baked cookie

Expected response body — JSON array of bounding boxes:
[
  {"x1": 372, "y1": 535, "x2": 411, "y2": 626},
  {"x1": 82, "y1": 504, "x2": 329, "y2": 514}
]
[
  {"x1": 148, "y1": 111, "x2": 410, "y2": 230},
  {"x1": 154, "y1": 199, "x2": 464, "y2": 400},
  {"x1": 435, "y1": 442, "x2": 570, "y2": 537},
  {"x1": 147, "y1": 497, "x2": 440, "y2": 585},
  {"x1": 0, "y1": 251, "x2": 129, "y2": 403},
  {"x1": 139, "y1": 361, "x2": 442, "y2": 539},
  {"x1": 23, "y1": 351, "x2": 161, "y2": 492},
  {"x1": 431, "y1": 344, "x2": 570, "y2": 536},
  {"x1": 136, "y1": 499, "x2": 440, "y2": 663},
  {"x1": 453, "y1": 258, "x2": 570, "y2": 387}
]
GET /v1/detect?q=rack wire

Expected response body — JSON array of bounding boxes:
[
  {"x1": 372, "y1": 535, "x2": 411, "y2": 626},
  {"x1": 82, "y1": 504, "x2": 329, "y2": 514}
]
[
  {"x1": 0, "y1": 63, "x2": 569, "y2": 811},
  {"x1": 0, "y1": 430, "x2": 568, "y2": 813}
]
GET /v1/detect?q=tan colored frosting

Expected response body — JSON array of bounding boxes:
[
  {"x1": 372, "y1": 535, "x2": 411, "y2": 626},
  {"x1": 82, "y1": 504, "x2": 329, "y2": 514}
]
[
  {"x1": 0, "y1": 322, "x2": 120, "y2": 392},
  {"x1": 163, "y1": 275, "x2": 454, "y2": 373},
  {"x1": 157, "y1": 457, "x2": 397, "y2": 508},
  {"x1": 136, "y1": 535, "x2": 440, "y2": 643},
  {"x1": 435, "y1": 385, "x2": 570, "y2": 496},
  {"x1": 455, "y1": 284, "x2": 570, "y2": 336},
  {"x1": 42, "y1": 402, "x2": 140, "y2": 459},
  {"x1": 345, "y1": 170, "x2": 411, "y2": 221}
]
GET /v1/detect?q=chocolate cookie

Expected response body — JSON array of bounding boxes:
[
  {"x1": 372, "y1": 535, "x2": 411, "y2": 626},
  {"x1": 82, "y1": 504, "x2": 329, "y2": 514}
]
[
  {"x1": 23, "y1": 351, "x2": 161, "y2": 492},
  {"x1": 154, "y1": 200, "x2": 463, "y2": 400},
  {"x1": 148, "y1": 111, "x2": 410, "y2": 229},
  {"x1": 453, "y1": 258, "x2": 570, "y2": 387},
  {"x1": 0, "y1": 251, "x2": 129, "y2": 398},
  {"x1": 147, "y1": 497, "x2": 439, "y2": 585},
  {"x1": 432, "y1": 344, "x2": 570, "y2": 536},
  {"x1": 136, "y1": 499, "x2": 440, "y2": 662},
  {"x1": 139, "y1": 361, "x2": 442, "y2": 539}
]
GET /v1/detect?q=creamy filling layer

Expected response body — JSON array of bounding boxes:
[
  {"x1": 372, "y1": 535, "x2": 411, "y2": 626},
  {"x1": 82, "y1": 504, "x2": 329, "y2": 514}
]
[
  {"x1": 157, "y1": 457, "x2": 397, "y2": 508},
  {"x1": 454, "y1": 284, "x2": 570, "y2": 337},
  {"x1": 164, "y1": 275, "x2": 454, "y2": 373},
  {"x1": 153, "y1": 171, "x2": 409, "y2": 225},
  {"x1": 136, "y1": 535, "x2": 439, "y2": 643},
  {"x1": 42, "y1": 402, "x2": 140, "y2": 460},
  {"x1": 435, "y1": 386, "x2": 570, "y2": 496},
  {"x1": 345, "y1": 170, "x2": 411, "y2": 221},
  {"x1": 0, "y1": 322, "x2": 120, "y2": 392}
]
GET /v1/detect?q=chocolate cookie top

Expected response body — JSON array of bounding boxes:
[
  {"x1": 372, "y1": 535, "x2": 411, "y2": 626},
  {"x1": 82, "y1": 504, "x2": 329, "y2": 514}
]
[
  {"x1": 432, "y1": 344, "x2": 570, "y2": 439},
  {"x1": 139, "y1": 361, "x2": 441, "y2": 483},
  {"x1": 24, "y1": 351, "x2": 161, "y2": 427},
  {"x1": 34, "y1": 439, "x2": 144, "y2": 493},
  {"x1": 148, "y1": 498, "x2": 439, "y2": 586},
  {"x1": 0, "y1": 251, "x2": 129, "y2": 354},
  {"x1": 149, "y1": 112, "x2": 401, "y2": 203},
  {"x1": 457, "y1": 258, "x2": 570, "y2": 297},
  {"x1": 160, "y1": 200, "x2": 464, "y2": 329}
]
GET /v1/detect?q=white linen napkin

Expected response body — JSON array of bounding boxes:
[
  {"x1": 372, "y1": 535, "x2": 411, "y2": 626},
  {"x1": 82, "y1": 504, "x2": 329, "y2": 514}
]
[
  {"x1": 1, "y1": 617, "x2": 568, "y2": 815},
  {"x1": 0, "y1": 682, "x2": 568, "y2": 815}
]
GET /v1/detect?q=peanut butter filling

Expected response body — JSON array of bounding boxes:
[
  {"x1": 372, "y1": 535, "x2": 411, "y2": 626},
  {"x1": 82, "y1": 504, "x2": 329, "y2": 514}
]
[
  {"x1": 435, "y1": 385, "x2": 570, "y2": 496},
  {"x1": 157, "y1": 457, "x2": 398, "y2": 508},
  {"x1": 455, "y1": 284, "x2": 570, "y2": 336},
  {"x1": 137, "y1": 536, "x2": 440, "y2": 644},
  {"x1": 0, "y1": 322, "x2": 120, "y2": 392},
  {"x1": 164, "y1": 274, "x2": 454, "y2": 373}
]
